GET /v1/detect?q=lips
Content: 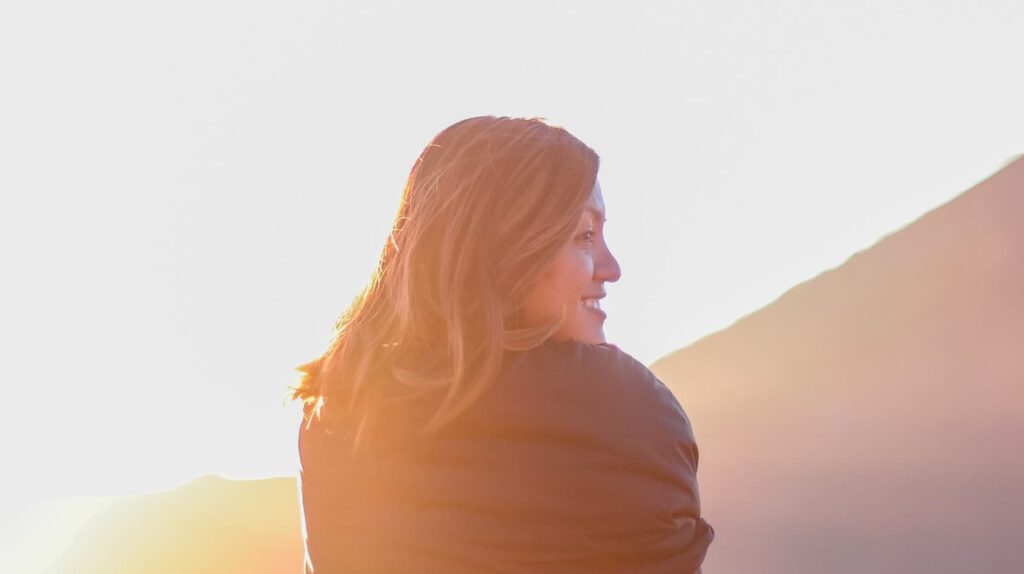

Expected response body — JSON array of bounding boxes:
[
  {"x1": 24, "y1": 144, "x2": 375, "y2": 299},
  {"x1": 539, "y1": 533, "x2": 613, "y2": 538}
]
[{"x1": 580, "y1": 296, "x2": 606, "y2": 319}]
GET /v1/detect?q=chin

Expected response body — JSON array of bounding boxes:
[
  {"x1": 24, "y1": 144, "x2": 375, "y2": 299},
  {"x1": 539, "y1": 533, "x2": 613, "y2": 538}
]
[
  {"x1": 575, "y1": 331, "x2": 606, "y2": 345},
  {"x1": 559, "y1": 316, "x2": 606, "y2": 345}
]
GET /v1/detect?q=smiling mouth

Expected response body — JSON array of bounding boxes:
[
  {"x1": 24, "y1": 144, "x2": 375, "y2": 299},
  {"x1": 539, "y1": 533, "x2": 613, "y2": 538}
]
[{"x1": 580, "y1": 297, "x2": 606, "y2": 318}]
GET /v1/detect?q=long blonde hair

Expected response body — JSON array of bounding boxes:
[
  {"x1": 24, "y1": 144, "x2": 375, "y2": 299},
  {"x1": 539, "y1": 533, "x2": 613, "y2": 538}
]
[{"x1": 291, "y1": 116, "x2": 599, "y2": 452}]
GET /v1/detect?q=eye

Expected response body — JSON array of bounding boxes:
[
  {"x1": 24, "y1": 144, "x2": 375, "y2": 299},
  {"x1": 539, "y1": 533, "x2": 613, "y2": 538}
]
[{"x1": 577, "y1": 231, "x2": 595, "y2": 245}]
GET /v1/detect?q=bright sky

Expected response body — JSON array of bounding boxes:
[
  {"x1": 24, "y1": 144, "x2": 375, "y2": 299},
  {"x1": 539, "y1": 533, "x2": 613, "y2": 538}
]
[{"x1": 1, "y1": 0, "x2": 1022, "y2": 520}]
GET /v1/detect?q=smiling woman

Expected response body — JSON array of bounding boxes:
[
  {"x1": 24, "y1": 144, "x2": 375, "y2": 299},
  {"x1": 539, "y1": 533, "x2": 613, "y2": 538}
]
[{"x1": 290, "y1": 116, "x2": 713, "y2": 573}]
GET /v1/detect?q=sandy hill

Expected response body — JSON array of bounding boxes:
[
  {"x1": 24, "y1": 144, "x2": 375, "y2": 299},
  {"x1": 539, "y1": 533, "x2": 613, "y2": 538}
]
[
  {"x1": 651, "y1": 156, "x2": 1024, "y2": 573},
  {"x1": 38, "y1": 475, "x2": 302, "y2": 574}
]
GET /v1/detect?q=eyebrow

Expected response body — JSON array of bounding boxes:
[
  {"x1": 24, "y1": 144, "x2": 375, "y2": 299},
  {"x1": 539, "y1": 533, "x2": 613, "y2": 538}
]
[{"x1": 583, "y1": 206, "x2": 607, "y2": 223}]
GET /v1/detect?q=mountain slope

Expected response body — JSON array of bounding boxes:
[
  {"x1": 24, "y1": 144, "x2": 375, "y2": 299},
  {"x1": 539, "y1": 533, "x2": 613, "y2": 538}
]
[
  {"x1": 651, "y1": 156, "x2": 1024, "y2": 573},
  {"x1": 41, "y1": 475, "x2": 302, "y2": 574}
]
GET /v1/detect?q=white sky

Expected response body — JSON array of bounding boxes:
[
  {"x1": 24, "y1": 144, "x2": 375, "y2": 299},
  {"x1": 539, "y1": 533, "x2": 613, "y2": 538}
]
[{"x1": 1, "y1": 0, "x2": 1022, "y2": 515}]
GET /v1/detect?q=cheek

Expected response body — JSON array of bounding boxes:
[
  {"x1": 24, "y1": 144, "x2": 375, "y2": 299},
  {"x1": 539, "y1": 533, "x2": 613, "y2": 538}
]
[
  {"x1": 528, "y1": 249, "x2": 593, "y2": 315},
  {"x1": 561, "y1": 258, "x2": 593, "y2": 302},
  {"x1": 523, "y1": 276, "x2": 563, "y2": 319},
  {"x1": 571, "y1": 250, "x2": 596, "y2": 282}
]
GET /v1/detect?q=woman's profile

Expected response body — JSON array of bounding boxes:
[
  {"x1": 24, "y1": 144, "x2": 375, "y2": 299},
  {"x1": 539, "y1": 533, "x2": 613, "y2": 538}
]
[{"x1": 290, "y1": 116, "x2": 713, "y2": 573}]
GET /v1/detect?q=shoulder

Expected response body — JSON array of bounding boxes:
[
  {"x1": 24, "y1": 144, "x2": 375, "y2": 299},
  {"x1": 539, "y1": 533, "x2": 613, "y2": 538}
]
[
  {"x1": 506, "y1": 337, "x2": 643, "y2": 381},
  {"x1": 513, "y1": 338, "x2": 681, "y2": 407},
  {"x1": 496, "y1": 338, "x2": 695, "y2": 443},
  {"x1": 488, "y1": 339, "x2": 703, "y2": 495}
]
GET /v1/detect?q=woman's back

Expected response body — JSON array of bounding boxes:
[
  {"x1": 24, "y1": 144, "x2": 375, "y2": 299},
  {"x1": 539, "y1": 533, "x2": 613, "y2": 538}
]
[{"x1": 298, "y1": 338, "x2": 713, "y2": 573}]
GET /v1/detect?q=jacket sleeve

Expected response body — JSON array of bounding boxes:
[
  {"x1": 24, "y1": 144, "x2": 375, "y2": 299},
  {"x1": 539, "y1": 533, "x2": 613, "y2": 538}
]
[{"x1": 568, "y1": 343, "x2": 713, "y2": 572}]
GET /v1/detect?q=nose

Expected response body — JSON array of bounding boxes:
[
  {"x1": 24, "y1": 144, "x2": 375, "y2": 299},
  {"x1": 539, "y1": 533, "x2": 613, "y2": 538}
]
[{"x1": 596, "y1": 244, "x2": 621, "y2": 283}]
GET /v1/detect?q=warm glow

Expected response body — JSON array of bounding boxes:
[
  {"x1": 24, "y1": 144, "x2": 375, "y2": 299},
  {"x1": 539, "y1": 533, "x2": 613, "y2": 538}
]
[{"x1": 2, "y1": 1, "x2": 1022, "y2": 572}]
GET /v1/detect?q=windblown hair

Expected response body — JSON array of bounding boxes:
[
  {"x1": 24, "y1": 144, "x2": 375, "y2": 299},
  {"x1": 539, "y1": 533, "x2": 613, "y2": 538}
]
[{"x1": 290, "y1": 116, "x2": 600, "y2": 452}]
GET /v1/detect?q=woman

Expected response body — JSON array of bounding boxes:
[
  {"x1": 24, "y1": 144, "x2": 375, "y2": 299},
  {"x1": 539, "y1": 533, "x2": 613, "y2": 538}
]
[{"x1": 291, "y1": 116, "x2": 713, "y2": 573}]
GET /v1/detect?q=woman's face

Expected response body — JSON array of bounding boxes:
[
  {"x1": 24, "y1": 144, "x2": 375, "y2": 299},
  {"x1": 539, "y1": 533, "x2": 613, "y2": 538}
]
[{"x1": 521, "y1": 180, "x2": 622, "y2": 345}]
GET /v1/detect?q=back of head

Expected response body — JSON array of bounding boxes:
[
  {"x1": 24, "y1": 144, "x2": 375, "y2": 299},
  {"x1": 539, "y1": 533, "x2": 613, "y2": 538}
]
[{"x1": 291, "y1": 115, "x2": 600, "y2": 451}]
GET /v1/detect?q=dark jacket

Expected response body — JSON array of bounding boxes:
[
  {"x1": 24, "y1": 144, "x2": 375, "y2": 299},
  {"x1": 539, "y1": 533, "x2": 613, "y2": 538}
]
[{"x1": 298, "y1": 338, "x2": 713, "y2": 573}]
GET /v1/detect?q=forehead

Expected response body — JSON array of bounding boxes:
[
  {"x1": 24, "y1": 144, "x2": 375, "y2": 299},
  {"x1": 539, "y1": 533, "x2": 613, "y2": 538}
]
[{"x1": 581, "y1": 180, "x2": 606, "y2": 221}]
